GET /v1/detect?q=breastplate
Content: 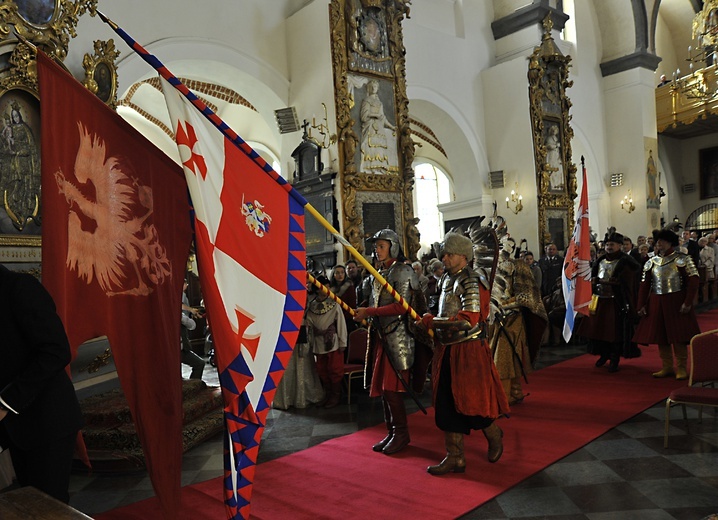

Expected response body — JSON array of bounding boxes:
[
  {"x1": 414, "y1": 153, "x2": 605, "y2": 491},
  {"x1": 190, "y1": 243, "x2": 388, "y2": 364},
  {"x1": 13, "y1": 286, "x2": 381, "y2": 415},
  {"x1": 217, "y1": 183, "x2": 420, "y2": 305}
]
[
  {"x1": 650, "y1": 256, "x2": 682, "y2": 294},
  {"x1": 436, "y1": 267, "x2": 484, "y2": 344},
  {"x1": 597, "y1": 258, "x2": 618, "y2": 281}
]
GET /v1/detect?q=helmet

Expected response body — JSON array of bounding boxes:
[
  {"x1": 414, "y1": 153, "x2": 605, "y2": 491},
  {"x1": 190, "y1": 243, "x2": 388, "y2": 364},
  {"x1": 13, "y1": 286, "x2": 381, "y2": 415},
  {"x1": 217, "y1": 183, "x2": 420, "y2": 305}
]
[{"x1": 371, "y1": 229, "x2": 402, "y2": 259}]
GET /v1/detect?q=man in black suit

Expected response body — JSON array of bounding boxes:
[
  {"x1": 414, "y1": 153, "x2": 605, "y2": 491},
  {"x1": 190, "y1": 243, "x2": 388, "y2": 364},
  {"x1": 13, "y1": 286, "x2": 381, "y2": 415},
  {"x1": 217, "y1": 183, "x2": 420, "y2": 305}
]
[
  {"x1": 682, "y1": 230, "x2": 700, "y2": 267},
  {"x1": 0, "y1": 264, "x2": 83, "y2": 503},
  {"x1": 539, "y1": 243, "x2": 564, "y2": 297}
]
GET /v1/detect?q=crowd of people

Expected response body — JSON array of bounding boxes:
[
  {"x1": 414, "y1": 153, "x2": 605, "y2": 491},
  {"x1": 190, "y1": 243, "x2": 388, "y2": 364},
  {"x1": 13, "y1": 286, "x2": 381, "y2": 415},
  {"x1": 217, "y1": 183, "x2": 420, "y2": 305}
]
[
  {"x1": 2, "y1": 220, "x2": 710, "y2": 504},
  {"x1": 273, "y1": 221, "x2": 713, "y2": 476}
]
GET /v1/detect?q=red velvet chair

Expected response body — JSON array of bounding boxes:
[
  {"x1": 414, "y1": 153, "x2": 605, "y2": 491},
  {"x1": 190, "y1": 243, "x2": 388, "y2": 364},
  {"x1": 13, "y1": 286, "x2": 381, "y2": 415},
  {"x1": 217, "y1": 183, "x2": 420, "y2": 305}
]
[
  {"x1": 664, "y1": 328, "x2": 718, "y2": 448},
  {"x1": 344, "y1": 328, "x2": 368, "y2": 404}
]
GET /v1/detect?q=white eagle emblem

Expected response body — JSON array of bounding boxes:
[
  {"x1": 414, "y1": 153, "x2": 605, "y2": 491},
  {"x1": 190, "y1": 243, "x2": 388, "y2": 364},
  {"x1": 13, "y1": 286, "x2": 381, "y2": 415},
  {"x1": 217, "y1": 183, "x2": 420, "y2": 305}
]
[{"x1": 54, "y1": 123, "x2": 172, "y2": 296}]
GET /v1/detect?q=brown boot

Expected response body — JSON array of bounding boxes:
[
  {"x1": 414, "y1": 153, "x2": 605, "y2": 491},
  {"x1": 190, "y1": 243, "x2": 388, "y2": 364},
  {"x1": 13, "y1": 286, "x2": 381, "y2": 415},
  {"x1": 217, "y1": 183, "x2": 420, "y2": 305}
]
[
  {"x1": 372, "y1": 397, "x2": 393, "y2": 452},
  {"x1": 427, "y1": 432, "x2": 466, "y2": 475},
  {"x1": 382, "y1": 391, "x2": 410, "y2": 455},
  {"x1": 482, "y1": 422, "x2": 504, "y2": 463},
  {"x1": 653, "y1": 344, "x2": 675, "y2": 378},
  {"x1": 673, "y1": 343, "x2": 688, "y2": 380}
]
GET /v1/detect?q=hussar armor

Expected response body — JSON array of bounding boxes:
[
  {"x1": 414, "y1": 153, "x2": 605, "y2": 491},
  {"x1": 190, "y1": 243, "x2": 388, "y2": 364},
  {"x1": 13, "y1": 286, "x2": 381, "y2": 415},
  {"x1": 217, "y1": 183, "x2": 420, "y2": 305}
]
[
  {"x1": 370, "y1": 261, "x2": 418, "y2": 370},
  {"x1": 436, "y1": 266, "x2": 484, "y2": 344},
  {"x1": 595, "y1": 257, "x2": 619, "y2": 298},
  {"x1": 643, "y1": 251, "x2": 698, "y2": 295}
]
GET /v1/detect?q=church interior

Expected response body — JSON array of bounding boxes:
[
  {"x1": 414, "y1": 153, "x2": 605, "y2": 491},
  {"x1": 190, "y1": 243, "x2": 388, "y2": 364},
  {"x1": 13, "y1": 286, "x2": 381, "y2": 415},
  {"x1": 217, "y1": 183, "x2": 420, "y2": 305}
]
[{"x1": 2, "y1": 0, "x2": 718, "y2": 518}]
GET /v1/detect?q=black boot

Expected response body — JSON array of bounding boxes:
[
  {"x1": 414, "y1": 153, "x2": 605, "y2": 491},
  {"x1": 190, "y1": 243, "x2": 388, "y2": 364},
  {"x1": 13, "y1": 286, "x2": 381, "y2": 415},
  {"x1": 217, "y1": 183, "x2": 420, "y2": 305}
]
[
  {"x1": 372, "y1": 397, "x2": 393, "y2": 452},
  {"x1": 382, "y1": 391, "x2": 410, "y2": 455},
  {"x1": 595, "y1": 356, "x2": 609, "y2": 367}
]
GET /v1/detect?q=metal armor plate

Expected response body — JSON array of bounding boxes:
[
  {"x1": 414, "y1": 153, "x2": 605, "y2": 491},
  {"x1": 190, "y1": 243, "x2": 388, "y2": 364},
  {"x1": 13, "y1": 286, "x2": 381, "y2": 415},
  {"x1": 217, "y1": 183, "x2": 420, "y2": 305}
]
[
  {"x1": 370, "y1": 261, "x2": 416, "y2": 370},
  {"x1": 436, "y1": 267, "x2": 483, "y2": 344}
]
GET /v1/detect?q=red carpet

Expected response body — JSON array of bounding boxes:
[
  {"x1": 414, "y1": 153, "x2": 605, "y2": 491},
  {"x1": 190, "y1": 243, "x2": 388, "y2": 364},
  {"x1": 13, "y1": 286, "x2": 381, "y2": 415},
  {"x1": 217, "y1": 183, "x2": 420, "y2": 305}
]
[{"x1": 98, "y1": 310, "x2": 718, "y2": 520}]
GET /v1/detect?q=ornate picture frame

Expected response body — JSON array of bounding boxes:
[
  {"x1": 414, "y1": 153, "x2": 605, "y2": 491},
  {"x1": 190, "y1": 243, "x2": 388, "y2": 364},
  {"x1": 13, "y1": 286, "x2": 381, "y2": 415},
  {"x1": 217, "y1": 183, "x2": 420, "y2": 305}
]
[
  {"x1": 330, "y1": 0, "x2": 418, "y2": 258},
  {"x1": 0, "y1": 85, "x2": 41, "y2": 235},
  {"x1": 14, "y1": 0, "x2": 57, "y2": 27},
  {"x1": 528, "y1": 16, "x2": 577, "y2": 252},
  {"x1": 82, "y1": 39, "x2": 120, "y2": 109},
  {"x1": 0, "y1": 0, "x2": 96, "y2": 253}
]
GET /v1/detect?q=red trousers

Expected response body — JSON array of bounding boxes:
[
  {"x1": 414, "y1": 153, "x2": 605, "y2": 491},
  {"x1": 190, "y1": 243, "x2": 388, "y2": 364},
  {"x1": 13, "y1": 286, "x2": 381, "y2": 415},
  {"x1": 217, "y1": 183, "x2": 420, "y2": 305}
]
[{"x1": 316, "y1": 349, "x2": 344, "y2": 385}]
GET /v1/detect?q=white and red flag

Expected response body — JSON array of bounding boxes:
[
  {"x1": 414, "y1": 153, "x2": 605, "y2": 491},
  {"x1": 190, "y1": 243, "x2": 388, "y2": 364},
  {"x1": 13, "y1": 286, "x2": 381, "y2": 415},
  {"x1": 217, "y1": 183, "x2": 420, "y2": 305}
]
[
  {"x1": 562, "y1": 158, "x2": 592, "y2": 342},
  {"x1": 160, "y1": 77, "x2": 307, "y2": 519},
  {"x1": 38, "y1": 52, "x2": 192, "y2": 519}
]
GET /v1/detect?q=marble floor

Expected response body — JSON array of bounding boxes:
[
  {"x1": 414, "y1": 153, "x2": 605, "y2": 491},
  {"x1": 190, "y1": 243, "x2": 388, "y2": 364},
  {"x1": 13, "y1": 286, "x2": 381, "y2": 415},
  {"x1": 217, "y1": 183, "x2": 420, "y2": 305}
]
[{"x1": 13, "y1": 341, "x2": 718, "y2": 519}]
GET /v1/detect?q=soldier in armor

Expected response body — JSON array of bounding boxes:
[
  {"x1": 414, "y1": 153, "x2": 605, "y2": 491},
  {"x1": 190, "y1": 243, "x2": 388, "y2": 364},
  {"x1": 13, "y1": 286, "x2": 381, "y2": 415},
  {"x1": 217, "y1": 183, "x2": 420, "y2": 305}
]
[
  {"x1": 489, "y1": 235, "x2": 547, "y2": 403},
  {"x1": 417, "y1": 232, "x2": 510, "y2": 475},
  {"x1": 354, "y1": 229, "x2": 419, "y2": 455},
  {"x1": 577, "y1": 231, "x2": 640, "y2": 372},
  {"x1": 633, "y1": 228, "x2": 701, "y2": 380}
]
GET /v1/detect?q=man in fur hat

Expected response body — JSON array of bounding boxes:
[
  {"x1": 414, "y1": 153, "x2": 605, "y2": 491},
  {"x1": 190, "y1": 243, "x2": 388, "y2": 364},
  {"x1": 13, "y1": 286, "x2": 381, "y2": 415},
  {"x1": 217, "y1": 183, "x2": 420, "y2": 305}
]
[
  {"x1": 577, "y1": 231, "x2": 640, "y2": 372},
  {"x1": 633, "y1": 228, "x2": 701, "y2": 379},
  {"x1": 417, "y1": 232, "x2": 510, "y2": 476}
]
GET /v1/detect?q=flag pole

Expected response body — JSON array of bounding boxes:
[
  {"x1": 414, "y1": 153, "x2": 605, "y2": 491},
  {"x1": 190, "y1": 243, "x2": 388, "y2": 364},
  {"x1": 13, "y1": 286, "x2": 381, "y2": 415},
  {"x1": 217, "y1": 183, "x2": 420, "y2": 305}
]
[
  {"x1": 97, "y1": 11, "x2": 427, "y2": 328},
  {"x1": 307, "y1": 272, "x2": 367, "y2": 327}
]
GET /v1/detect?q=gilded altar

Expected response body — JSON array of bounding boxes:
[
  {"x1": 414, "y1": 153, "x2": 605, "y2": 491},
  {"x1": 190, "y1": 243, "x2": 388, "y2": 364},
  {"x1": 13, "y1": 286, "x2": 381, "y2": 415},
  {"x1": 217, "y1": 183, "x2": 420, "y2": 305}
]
[
  {"x1": 528, "y1": 16, "x2": 577, "y2": 253},
  {"x1": 329, "y1": 0, "x2": 419, "y2": 259}
]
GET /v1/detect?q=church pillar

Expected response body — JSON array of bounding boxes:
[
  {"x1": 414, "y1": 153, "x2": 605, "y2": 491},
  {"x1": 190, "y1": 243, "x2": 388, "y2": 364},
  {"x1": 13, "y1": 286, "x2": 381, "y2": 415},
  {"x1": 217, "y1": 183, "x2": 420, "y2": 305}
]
[{"x1": 602, "y1": 67, "x2": 661, "y2": 237}]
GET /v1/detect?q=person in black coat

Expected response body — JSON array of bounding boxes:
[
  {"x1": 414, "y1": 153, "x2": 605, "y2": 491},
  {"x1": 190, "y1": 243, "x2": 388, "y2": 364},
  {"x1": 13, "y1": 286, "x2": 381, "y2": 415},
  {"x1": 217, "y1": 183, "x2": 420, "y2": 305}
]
[
  {"x1": 538, "y1": 243, "x2": 564, "y2": 297},
  {"x1": 0, "y1": 264, "x2": 83, "y2": 503}
]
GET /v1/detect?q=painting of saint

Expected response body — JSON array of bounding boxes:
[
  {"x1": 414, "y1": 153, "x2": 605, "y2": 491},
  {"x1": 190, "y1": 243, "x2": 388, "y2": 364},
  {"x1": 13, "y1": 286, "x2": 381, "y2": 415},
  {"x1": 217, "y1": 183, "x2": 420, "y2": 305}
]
[
  {"x1": 359, "y1": 79, "x2": 398, "y2": 174},
  {"x1": 646, "y1": 149, "x2": 660, "y2": 209},
  {"x1": 0, "y1": 92, "x2": 41, "y2": 233},
  {"x1": 545, "y1": 124, "x2": 564, "y2": 191},
  {"x1": 14, "y1": 0, "x2": 56, "y2": 26},
  {"x1": 93, "y1": 62, "x2": 113, "y2": 103}
]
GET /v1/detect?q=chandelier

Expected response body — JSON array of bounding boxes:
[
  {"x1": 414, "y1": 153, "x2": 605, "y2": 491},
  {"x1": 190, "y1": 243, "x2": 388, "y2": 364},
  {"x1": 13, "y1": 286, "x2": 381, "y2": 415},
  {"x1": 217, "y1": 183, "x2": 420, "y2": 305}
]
[{"x1": 671, "y1": 1, "x2": 718, "y2": 102}]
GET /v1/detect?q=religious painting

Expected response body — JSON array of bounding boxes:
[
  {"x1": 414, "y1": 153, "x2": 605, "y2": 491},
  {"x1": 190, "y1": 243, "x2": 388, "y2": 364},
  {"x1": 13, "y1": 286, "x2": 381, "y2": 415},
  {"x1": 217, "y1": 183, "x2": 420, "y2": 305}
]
[
  {"x1": 0, "y1": 88, "x2": 41, "y2": 235},
  {"x1": 543, "y1": 120, "x2": 565, "y2": 193},
  {"x1": 14, "y1": 0, "x2": 57, "y2": 27},
  {"x1": 350, "y1": 73, "x2": 399, "y2": 176},
  {"x1": 82, "y1": 39, "x2": 120, "y2": 109},
  {"x1": 645, "y1": 138, "x2": 660, "y2": 209},
  {"x1": 700, "y1": 146, "x2": 718, "y2": 199},
  {"x1": 347, "y1": 0, "x2": 392, "y2": 76},
  {"x1": 545, "y1": 208, "x2": 569, "y2": 253}
]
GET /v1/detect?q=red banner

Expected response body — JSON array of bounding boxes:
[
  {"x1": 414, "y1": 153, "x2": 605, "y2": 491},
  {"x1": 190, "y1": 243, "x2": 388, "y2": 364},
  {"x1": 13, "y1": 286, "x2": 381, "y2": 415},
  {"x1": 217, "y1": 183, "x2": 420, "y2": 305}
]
[{"x1": 38, "y1": 52, "x2": 192, "y2": 519}]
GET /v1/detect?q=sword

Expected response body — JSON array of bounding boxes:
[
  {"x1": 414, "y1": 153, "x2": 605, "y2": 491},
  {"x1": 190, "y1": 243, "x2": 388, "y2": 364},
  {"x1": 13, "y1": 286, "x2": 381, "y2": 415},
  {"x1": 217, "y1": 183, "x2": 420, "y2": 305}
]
[
  {"x1": 373, "y1": 321, "x2": 428, "y2": 415},
  {"x1": 493, "y1": 311, "x2": 529, "y2": 384}
]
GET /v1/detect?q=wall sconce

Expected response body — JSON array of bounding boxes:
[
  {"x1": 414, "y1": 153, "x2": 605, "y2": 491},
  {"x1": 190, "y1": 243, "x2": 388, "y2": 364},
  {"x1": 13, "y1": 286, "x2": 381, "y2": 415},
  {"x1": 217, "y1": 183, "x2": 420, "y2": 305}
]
[
  {"x1": 506, "y1": 183, "x2": 523, "y2": 214},
  {"x1": 621, "y1": 189, "x2": 635, "y2": 213},
  {"x1": 308, "y1": 102, "x2": 337, "y2": 149}
]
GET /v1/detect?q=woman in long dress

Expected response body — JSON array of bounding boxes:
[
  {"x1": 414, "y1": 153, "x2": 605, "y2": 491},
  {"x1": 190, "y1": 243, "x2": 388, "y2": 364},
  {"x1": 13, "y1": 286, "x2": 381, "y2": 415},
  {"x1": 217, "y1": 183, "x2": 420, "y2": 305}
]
[{"x1": 273, "y1": 289, "x2": 325, "y2": 410}]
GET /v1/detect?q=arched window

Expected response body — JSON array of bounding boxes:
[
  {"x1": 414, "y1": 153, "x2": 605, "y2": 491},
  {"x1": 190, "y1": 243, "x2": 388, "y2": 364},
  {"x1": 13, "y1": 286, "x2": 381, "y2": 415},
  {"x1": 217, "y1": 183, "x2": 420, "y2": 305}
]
[{"x1": 413, "y1": 162, "x2": 452, "y2": 253}]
